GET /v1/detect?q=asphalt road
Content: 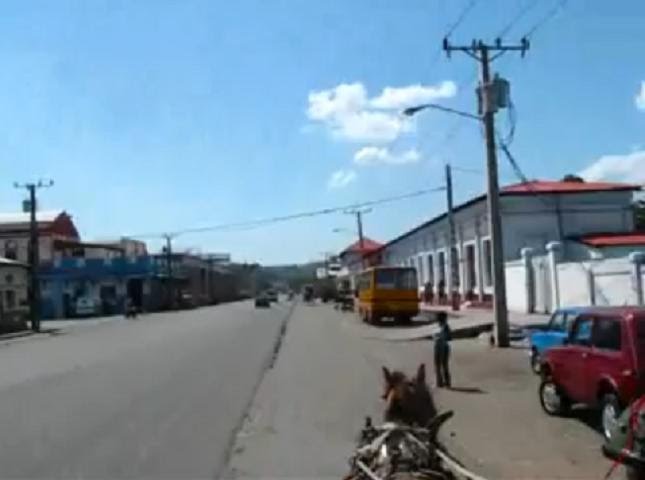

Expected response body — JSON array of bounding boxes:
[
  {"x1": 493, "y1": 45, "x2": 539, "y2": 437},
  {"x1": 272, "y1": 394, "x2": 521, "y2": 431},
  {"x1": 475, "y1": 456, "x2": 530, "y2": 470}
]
[
  {"x1": 226, "y1": 303, "x2": 611, "y2": 480},
  {"x1": 0, "y1": 301, "x2": 289, "y2": 479}
]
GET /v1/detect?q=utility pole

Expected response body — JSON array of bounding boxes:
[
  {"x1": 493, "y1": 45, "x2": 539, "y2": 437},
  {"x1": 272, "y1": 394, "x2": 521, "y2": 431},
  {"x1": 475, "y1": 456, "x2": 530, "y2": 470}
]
[
  {"x1": 345, "y1": 208, "x2": 372, "y2": 268},
  {"x1": 14, "y1": 179, "x2": 54, "y2": 332},
  {"x1": 443, "y1": 38, "x2": 529, "y2": 347},
  {"x1": 445, "y1": 164, "x2": 459, "y2": 311},
  {"x1": 163, "y1": 234, "x2": 175, "y2": 310}
]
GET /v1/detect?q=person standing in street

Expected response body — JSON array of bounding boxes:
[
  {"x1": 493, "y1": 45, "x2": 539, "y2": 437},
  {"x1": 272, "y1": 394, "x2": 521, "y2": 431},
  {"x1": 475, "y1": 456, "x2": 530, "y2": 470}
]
[{"x1": 434, "y1": 311, "x2": 452, "y2": 388}]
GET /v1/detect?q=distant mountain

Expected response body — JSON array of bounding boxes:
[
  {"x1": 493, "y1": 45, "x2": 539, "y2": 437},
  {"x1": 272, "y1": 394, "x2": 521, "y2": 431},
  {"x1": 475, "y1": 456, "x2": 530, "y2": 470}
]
[{"x1": 257, "y1": 262, "x2": 323, "y2": 290}]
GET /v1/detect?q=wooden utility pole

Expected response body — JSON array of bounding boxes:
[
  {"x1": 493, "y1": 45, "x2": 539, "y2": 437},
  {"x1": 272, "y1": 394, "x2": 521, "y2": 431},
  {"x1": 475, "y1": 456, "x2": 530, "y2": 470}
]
[
  {"x1": 345, "y1": 208, "x2": 372, "y2": 268},
  {"x1": 443, "y1": 38, "x2": 529, "y2": 347},
  {"x1": 14, "y1": 179, "x2": 54, "y2": 332}
]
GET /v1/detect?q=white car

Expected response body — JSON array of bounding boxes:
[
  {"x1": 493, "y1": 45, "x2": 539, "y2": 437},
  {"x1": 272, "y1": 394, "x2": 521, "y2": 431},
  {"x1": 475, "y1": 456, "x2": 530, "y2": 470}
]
[{"x1": 75, "y1": 297, "x2": 97, "y2": 317}]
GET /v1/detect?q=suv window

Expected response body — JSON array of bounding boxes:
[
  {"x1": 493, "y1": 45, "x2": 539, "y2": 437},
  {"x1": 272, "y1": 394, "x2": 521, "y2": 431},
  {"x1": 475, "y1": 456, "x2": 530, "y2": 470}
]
[
  {"x1": 570, "y1": 316, "x2": 592, "y2": 346},
  {"x1": 592, "y1": 317, "x2": 622, "y2": 351},
  {"x1": 549, "y1": 312, "x2": 567, "y2": 331}
]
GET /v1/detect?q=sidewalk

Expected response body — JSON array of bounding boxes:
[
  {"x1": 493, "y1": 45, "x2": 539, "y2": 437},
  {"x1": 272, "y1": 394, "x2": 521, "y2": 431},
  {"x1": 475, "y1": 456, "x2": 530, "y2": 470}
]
[
  {"x1": 226, "y1": 304, "x2": 611, "y2": 480},
  {"x1": 377, "y1": 307, "x2": 551, "y2": 342}
]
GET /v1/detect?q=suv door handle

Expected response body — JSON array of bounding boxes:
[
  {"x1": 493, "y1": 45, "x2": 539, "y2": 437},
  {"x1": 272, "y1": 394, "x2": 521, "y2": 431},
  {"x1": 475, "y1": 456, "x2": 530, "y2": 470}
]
[{"x1": 581, "y1": 352, "x2": 588, "y2": 358}]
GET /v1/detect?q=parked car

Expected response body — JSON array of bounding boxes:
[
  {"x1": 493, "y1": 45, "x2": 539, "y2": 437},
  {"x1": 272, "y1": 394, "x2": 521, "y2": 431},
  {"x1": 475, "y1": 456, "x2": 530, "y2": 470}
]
[
  {"x1": 539, "y1": 307, "x2": 645, "y2": 440},
  {"x1": 265, "y1": 289, "x2": 278, "y2": 303},
  {"x1": 602, "y1": 395, "x2": 645, "y2": 480},
  {"x1": 75, "y1": 297, "x2": 98, "y2": 317},
  {"x1": 255, "y1": 293, "x2": 270, "y2": 308},
  {"x1": 528, "y1": 306, "x2": 584, "y2": 374}
]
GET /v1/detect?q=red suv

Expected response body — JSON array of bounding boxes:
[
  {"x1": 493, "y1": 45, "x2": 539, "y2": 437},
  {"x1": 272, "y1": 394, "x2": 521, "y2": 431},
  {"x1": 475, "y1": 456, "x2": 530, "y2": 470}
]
[{"x1": 539, "y1": 307, "x2": 645, "y2": 439}]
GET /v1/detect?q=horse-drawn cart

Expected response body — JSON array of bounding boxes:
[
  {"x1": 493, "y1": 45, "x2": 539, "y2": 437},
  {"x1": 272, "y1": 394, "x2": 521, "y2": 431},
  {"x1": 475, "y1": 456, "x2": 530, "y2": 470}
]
[{"x1": 344, "y1": 365, "x2": 486, "y2": 480}]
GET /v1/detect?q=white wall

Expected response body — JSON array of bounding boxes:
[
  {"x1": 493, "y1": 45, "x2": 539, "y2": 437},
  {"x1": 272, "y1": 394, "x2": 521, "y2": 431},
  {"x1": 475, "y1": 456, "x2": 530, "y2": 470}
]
[
  {"x1": 505, "y1": 261, "x2": 528, "y2": 312},
  {"x1": 556, "y1": 262, "x2": 594, "y2": 307},
  {"x1": 556, "y1": 257, "x2": 643, "y2": 308}
]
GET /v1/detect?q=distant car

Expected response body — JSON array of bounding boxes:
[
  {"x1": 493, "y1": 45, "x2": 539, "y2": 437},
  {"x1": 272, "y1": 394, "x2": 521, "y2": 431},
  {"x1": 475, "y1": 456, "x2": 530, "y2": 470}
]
[
  {"x1": 75, "y1": 297, "x2": 97, "y2": 317},
  {"x1": 539, "y1": 307, "x2": 645, "y2": 440},
  {"x1": 265, "y1": 290, "x2": 278, "y2": 302},
  {"x1": 255, "y1": 294, "x2": 270, "y2": 308},
  {"x1": 528, "y1": 306, "x2": 584, "y2": 374}
]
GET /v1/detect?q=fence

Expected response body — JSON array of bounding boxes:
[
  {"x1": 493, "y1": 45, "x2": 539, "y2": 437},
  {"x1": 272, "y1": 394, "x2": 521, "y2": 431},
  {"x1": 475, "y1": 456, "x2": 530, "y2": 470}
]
[{"x1": 505, "y1": 245, "x2": 645, "y2": 314}]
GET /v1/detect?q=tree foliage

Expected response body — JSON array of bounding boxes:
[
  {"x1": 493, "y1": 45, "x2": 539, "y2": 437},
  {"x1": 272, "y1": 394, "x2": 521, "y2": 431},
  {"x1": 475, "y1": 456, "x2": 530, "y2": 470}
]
[{"x1": 561, "y1": 174, "x2": 585, "y2": 183}]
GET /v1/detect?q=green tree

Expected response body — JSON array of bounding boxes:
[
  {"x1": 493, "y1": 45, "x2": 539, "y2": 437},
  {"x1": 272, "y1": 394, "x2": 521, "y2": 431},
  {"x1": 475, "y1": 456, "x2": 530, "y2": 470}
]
[{"x1": 561, "y1": 174, "x2": 585, "y2": 183}]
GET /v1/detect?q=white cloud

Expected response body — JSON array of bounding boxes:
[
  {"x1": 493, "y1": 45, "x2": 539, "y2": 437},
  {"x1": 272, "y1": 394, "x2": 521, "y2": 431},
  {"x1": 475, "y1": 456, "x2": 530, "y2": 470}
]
[
  {"x1": 369, "y1": 81, "x2": 457, "y2": 110},
  {"x1": 306, "y1": 80, "x2": 455, "y2": 144},
  {"x1": 636, "y1": 82, "x2": 645, "y2": 111},
  {"x1": 579, "y1": 150, "x2": 645, "y2": 182},
  {"x1": 353, "y1": 146, "x2": 420, "y2": 166},
  {"x1": 307, "y1": 83, "x2": 367, "y2": 121},
  {"x1": 327, "y1": 169, "x2": 357, "y2": 189}
]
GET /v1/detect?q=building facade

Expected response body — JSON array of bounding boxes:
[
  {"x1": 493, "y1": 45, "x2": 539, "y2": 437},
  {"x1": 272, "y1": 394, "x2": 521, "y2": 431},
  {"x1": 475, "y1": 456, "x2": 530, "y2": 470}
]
[{"x1": 370, "y1": 180, "x2": 641, "y2": 305}]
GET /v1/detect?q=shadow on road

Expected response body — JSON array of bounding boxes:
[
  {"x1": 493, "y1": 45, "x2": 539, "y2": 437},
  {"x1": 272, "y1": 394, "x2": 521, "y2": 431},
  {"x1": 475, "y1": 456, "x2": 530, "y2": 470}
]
[
  {"x1": 447, "y1": 386, "x2": 487, "y2": 394},
  {"x1": 570, "y1": 406, "x2": 603, "y2": 437},
  {"x1": 368, "y1": 319, "x2": 435, "y2": 329}
]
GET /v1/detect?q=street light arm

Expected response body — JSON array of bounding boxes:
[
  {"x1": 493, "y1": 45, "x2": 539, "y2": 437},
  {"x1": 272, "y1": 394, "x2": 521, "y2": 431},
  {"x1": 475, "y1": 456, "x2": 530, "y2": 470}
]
[{"x1": 402, "y1": 103, "x2": 481, "y2": 121}]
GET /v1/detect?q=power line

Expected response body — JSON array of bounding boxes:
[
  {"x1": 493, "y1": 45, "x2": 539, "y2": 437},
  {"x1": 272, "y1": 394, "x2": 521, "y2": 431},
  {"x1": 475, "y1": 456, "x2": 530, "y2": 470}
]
[
  {"x1": 445, "y1": 0, "x2": 479, "y2": 39},
  {"x1": 451, "y1": 165, "x2": 485, "y2": 176},
  {"x1": 524, "y1": 0, "x2": 568, "y2": 39},
  {"x1": 497, "y1": 0, "x2": 539, "y2": 38},
  {"x1": 428, "y1": 0, "x2": 480, "y2": 65},
  {"x1": 131, "y1": 186, "x2": 446, "y2": 239}
]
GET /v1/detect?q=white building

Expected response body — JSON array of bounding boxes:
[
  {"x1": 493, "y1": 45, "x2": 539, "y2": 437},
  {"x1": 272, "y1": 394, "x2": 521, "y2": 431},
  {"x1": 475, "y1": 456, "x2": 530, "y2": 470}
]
[{"x1": 369, "y1": 179, "x2": 642, "y2": 307}]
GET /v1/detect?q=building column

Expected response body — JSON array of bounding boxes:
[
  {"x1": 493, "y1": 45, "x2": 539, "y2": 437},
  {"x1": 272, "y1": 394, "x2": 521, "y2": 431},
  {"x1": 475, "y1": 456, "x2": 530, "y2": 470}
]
[
  {"x1": 475, "y1": 221, "x2": 485, "y2": 302},
  {"x1": 457, "y1": 228, "x2": 466, "y2": 299},
  {"x1": 521, "y1": 247, "x2": 534, "y2": 314},
  {"x1": 630, "y1": 251, "x2": 645, "y2": 306},
  {"x1": 546, "y1": 241, "x2": 562, "y2": 311}
]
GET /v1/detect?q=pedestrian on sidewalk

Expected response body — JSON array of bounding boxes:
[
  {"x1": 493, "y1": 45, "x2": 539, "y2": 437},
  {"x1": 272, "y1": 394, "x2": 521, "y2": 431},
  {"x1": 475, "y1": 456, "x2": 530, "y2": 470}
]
[{"x1": 434, "y1": 311, "x2": 452, "y2": 388}]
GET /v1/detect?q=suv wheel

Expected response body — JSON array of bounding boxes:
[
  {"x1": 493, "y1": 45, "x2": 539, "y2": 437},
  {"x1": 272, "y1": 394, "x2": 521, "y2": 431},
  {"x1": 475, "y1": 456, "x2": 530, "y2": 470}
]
[
  {"x1": 530, "y1": 348, "x2": 541, "y2": 374},
  {"x1": 539, "y1": 377, "x2": 570, "y2": 416},
  {"x1": 600, "y1": 392, "x2": 621, "y2": 441}
]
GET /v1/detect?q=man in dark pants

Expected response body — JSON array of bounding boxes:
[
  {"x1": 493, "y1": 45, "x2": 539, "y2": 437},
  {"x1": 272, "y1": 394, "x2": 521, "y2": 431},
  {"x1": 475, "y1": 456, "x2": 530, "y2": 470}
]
[{"x1": 434, "y1": 311, "x2": 452, "y2": 388}]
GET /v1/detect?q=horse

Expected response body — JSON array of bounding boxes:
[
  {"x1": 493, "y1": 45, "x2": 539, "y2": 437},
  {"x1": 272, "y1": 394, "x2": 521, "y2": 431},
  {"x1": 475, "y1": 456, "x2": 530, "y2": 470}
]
[
  {"x1": 343, "y1": 364, "x2": 454, "y2": 480},
  {"x1": 382, "y1": 364, "x2": 437, "y2": 427}
]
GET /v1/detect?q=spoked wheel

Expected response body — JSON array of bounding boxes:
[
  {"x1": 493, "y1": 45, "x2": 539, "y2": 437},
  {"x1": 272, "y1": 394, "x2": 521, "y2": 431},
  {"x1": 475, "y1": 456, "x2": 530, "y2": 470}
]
[
  {"x1": 539, "y1": 377, "x2": 570, "y2": 416},
  {"x1": 600, "y1": 393, "x2": 621, "y2": 441}
]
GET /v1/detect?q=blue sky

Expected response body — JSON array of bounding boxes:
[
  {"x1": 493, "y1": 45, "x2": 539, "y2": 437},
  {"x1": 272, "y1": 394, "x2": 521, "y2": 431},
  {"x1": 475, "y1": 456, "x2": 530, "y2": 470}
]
[{"x1": 0, "y1": 0, "x2": 643, "y2": 264}]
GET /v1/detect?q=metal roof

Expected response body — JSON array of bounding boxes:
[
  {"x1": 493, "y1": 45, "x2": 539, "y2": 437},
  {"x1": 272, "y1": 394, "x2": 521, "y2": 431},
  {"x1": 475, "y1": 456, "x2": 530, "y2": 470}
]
[{"x1": 370, "y1": 179, "x2": 640, "y2": 254}]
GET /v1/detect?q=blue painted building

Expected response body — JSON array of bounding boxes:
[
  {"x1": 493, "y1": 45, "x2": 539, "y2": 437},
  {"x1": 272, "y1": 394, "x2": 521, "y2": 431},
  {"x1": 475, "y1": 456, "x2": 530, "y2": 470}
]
[{"x1": 39, "y1": 256, "x2": 165, "y2": 319}]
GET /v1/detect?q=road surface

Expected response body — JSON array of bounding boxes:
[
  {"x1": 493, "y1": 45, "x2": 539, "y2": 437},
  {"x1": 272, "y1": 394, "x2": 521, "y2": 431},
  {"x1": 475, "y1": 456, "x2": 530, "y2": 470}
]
[
  {"x1": 226, "y1": 303, "x2": 610, "y2": 480},
  {"x1": 0, "y1": 301, "x2": 289, "y2": 478}
]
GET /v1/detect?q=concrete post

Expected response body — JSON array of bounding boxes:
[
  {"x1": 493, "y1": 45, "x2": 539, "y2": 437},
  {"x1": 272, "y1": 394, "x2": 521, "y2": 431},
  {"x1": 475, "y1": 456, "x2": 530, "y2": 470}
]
[
  {"x1": 587, "y1": 269, "x2": 596, "y2": 306},
  {"x1": 521, "y1": 247, "x2": 534, "y2": 313},
  {"x1": 630, "y1": 252, "x2": 645, "y2": 306},
  {"x1": 546, "y1": 241, "x2": 562, "y2": 311}
]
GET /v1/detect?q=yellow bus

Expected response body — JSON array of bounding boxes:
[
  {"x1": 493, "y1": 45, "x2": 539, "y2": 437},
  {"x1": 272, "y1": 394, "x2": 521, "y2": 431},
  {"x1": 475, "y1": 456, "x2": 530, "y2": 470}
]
[{"x1": 356, "y1": 266, "x2": 419, "y2": 324}]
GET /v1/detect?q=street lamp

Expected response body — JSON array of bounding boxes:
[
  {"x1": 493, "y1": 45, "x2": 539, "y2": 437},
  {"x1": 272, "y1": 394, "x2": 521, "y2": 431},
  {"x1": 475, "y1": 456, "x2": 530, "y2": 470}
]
[
  {"x1": 402, "y1": 103, "x2": 480, "y2": 121},
  {"x1": 404, "y1": 100, "x2": 510, "y2": 345}
]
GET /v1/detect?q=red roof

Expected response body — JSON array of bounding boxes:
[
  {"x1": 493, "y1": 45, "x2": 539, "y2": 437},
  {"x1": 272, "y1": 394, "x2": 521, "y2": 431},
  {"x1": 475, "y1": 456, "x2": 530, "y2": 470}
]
[
  {"x1": 578, "y1": 232, "x2": 645, "y2": 248},
  {"x1": 502, "y1": 180, "x2": 640, "y2": 195},
  {"x1": 340, "y1": 237, "x2": 382, "y2": 256}
]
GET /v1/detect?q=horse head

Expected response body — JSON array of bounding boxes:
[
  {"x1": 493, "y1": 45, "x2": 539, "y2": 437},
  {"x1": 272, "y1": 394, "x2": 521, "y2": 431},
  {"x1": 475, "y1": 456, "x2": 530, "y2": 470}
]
[{"x1": 382, "y1": 364, "x2": 437, "y2": 426}]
